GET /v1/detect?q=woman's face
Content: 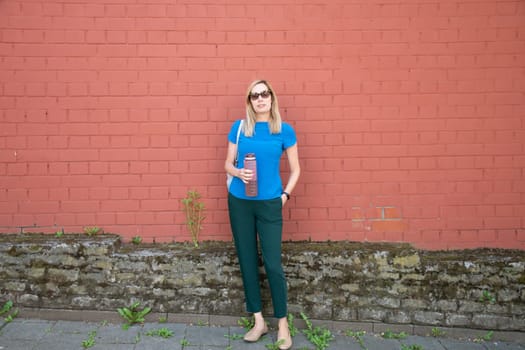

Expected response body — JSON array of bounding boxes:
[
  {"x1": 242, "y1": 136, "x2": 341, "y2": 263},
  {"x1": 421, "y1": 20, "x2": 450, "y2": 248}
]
[{"x1": 249, "y1": 83, "x2": 272, "y2": 115}]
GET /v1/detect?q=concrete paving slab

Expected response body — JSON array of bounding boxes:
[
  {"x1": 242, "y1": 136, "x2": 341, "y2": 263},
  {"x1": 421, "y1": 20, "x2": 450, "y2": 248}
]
[
  {"x1": 185, "y1": 325, "x2": 230, "y2": 347},
  {"x1": 135, "y1": 323, "x2": 188, "y2": 350},
  {"x1": 227, "y1": 326, "x2": 247, "y2": 340},
  {"x1": 138, "y1": 322, "x2": 187, "y2": 340},
  {"x1": 228, "y1": 340, "x2": 270, "y2": 350},
  {"x1": 399, "y1": 335, "x2": 448, "y2": 349},
  {"x1": 483, "y1": 342, "x2": 525, "y2": 350},
  {"x1": 286, "y1": 331, "x2": 315, "y2": 349},
  {"x1": 0, "y1": 320, "x2": 52, "y2": 340},
  {"x1": 49, "y1": 320, "x2": 100, "y2": 335},
  {"x1": 440, "y1": 338, "x2": 489, "y2": 350},
  {"x1": 331, "y1": 331, "x2": 370, "y2": 350},
  {"x1": 134, "y1": 336, "x2": 183, "y2": 350},
  {"x1": 361, "y1": 334, "x2": 401, "y2": 350},
  {"x1": 95, "y1": 323, "x2": 141, "y2": 344},
  {"x1": 89, "y1": 344, "x2": 135, "y2": 350},
  {"x1": 0, "y1": 339, "x2": 37, "y2": 350},
  {"x1": 36, "y1": 332, "x2": 86, "y2": 350}
]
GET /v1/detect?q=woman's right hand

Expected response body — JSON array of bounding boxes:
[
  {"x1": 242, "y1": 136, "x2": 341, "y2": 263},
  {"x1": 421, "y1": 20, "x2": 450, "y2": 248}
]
[{"x1": 238, "y1": 168, "x2": 253, "y2": 184}]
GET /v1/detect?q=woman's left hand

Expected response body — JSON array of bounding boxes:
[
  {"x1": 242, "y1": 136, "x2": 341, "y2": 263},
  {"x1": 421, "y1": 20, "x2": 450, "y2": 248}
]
[{"x1": 281, "y1": 194, "x2": 288, "y2": 206}]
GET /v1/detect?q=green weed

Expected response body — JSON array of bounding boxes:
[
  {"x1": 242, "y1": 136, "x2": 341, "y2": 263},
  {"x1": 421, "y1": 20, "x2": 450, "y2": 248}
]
[
  {"x1": 0, "y1": 301, "x2": 18, "y2": 323},
  {"x1": 81, "y1": 330, "x2": 96, "y2": 349},
  {"x1": 83, "y1": 226, "x2": 101, "y2": 236},
  {"x1": 224, "y1": 333, "x2": 244, "y2": 340},
  {"x1": 287, "y1": 313, "x2": 299, "y2": 337},
  {"x1": 300, "y1": 312, "x2": 333, "y2": 350},
  {"x1": 479, "y1": 290, "x2": 496, "y2": 304},
  {"x1": 117, "y1": 302, "x2": 151, "y2": 329},
  {"x1": 237, "y1": 316, "x2": 255, "y2": 330},
  {"x1": 145, "y1": 327, "x2": 174, "y2": 339},
  {"x1": 430, "y1": 327, "x2": 445, "y2": 337},
  {"x1": 382, "y1": 329, "x2": 408, "y2": 339},
  {"x1": 181, "y1": 190, "x2": 206, "y2": 247},
  {"x1": 474, "y1": 330, "x2": 494, "y2": 342},
  {"x1": 266, "y1": 339, "x2": 285, "y2": 350},
  {"x1": 401, "y1": 345, "x2": 424, "y2": 350},
  {"x1": 346, "y1": 329, "x2": 367, "y2": 349}
]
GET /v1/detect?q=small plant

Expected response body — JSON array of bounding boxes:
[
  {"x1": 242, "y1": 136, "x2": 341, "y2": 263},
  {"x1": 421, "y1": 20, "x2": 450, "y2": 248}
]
[
  {"x1": 401, "y1": 345, "x2": 424, "y2": 350},
  {"x1": 145, "y1": 327, "x2": 174, "y2": 339},
  {"x1": 117, "y1": 302, "x2": 151, "y2": 329},
  {"x1": 83, "y1": 226, "x2": 101, "y2": 236},
  {"x1": 382, "y1": 329, "x2": 408, "y2": 339},
  {"x1": 0, "y1": 300, "x2": 18, "y2": 323},
  {"x1": 430, "y1": 327, "x2": 445, "y2": 337},
  {"x1": 55, "y1": 229, "x2": 64, "y2": 238},
  {"x1": 238, "y1": 316, "x2": 255, "y2": 330},
  {"x1": 131, "y1": 236, "x2": 142, "y2": 245},
  {"x1": 287, "y1": 313, "x2": 299, "y2": 337},
  {"x1": 266, "y1": 339, "x2": 285, "y2": 350},
  {"x1": 81, "y1": 330, "x2": 97, "y2": 349},
  {"x1": 4, "y1": 310, "x2": 18, "y2": 323},
  {"x1": 181, "y1": 190, "x2": 206, "y2": 247},
  {"x1": 474, "y1": 330, "x2": 494, "y2": 342},
  {"x1": 224, "y1": 333, "x2": 244, "y2": 340},
  {"x1": 346, "y1": 329, "x2": 367, "y2": 349},
  {"x1": 479, "y1": 290, "x2": 496, "y2": 304},
  {"x1": 196, "y1": 320, "x2": 208, "y2": 326},
  {"x1": 158, "y1": 316, "x2": 167, "y2": 323},
  {"x1": 300, "y1": 312, "x2": 334, "y2": 350},
  {"x1": 180, "y1": 338, "x2": 190, "y2": 346}
]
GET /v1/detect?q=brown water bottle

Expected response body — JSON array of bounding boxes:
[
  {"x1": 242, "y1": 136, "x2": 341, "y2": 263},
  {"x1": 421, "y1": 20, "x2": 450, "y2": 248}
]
[{"x1": 244, "y1": 153, "x2": 257, "y2": 197}]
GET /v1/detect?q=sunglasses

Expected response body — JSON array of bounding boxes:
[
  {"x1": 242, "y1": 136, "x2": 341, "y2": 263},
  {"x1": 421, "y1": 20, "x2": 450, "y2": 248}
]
[{"x1": 249, "y1": 90, "x2": 272, "y2": 101}]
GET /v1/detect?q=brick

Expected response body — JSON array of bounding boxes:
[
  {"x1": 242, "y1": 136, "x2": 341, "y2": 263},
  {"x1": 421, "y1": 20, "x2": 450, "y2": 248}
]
[
  {"x1": 87, "y1": 187, "x2": 108, "y2": 200},
  {"x1": 60, "y1": 200, "x2": 99, "y2": 213},
  {"x1": 101, "y1": 174, "x2": 140, "y2": 187},
  {"x1": 372, "y1": 220, "x2": 408, "y2": 234},
  {"x1": 485, "y1": 217, "x2": 522, "y2": 229},
  {"x1": 88, "y1": 162, "x2": 108, "y2": 174},
  {"x1": 101, "y1": 200, "x2": 139, "y2": 212},
  {"x1": 47, "y1": 162, "x2": 67, "y2": 175}
]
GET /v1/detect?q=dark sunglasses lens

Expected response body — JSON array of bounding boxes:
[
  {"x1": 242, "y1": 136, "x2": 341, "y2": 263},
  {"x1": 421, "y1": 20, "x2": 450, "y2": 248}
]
[{"x1": 250, "y1": 91, "x2": 271, "y2": 101}]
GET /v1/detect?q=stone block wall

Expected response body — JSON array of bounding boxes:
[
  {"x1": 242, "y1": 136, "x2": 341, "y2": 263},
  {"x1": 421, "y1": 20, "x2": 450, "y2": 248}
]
[{"x1": 0, "y1": 234, "x2": 523, "y2": 331}]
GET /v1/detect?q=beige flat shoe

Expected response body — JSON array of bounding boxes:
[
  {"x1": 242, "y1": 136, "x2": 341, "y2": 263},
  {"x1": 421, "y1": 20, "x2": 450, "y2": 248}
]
[
  {"x1": 243, "y1": 324, "x2": 268, "y2": 342},
  {"x1": 278, "y1": 329, "x2": 293, "y2": 350}
]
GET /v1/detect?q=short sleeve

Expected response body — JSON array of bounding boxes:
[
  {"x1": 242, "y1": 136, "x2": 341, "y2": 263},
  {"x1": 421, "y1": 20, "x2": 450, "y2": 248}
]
[
  {"x1": 227, "y1": 120, "x2": 242, "y2": 144},
  {"x1": 282, "y1": 122, "x2": 297, "y2": 149}
]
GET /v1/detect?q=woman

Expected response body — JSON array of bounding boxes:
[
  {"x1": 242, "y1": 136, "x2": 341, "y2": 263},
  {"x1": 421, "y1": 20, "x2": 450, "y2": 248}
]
[{"x1": 224, "y1": 79, "x2": 300, "y2": 350}]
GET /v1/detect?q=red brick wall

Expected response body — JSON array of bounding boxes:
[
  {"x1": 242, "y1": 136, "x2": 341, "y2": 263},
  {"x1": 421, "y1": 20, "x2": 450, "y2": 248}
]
[{"x1": 1, "y1": 1, "x2": 524, "y2": 250}]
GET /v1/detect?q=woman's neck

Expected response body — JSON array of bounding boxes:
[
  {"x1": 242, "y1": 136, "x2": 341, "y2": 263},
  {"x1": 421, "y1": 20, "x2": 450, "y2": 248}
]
[{"x1": 256, "y1": 113, "x2": 270, "y2": 122}]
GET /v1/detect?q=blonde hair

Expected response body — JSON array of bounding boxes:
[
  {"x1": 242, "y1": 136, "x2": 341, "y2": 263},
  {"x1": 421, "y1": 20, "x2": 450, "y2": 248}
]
[{"x1": 243, "y1": 79, "x2": 282, "y2": 137}]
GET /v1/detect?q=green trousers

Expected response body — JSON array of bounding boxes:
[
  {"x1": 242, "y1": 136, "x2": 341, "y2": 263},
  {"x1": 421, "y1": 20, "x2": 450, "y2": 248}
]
[{"x1": 228, "y1": 193, "x2": 287, "y2": 318}]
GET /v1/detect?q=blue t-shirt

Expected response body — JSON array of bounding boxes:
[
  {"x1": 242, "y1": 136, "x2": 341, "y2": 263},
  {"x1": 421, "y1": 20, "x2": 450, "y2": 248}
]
[{"x1": 228, "y1": 120, "x2": 297, "y2": 200}]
